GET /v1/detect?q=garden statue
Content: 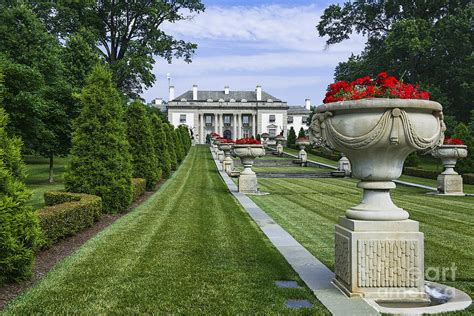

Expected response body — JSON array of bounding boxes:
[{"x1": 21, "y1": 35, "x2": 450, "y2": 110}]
[
  {"x1": 310, "y1": 73, "x2": 445, "y2": 301},
  {"x1": 274, "y1": 134, "x2": 285, "y2": 156},
  {"x1": 432, "y1": 138, "x2": 468, "y2": 195},
  {"x1": 337, "y1": 154, "x2": 351, "y2": 176},
  {"x1": 233, "y1": 138, "x2": 265, "y2": 194}
]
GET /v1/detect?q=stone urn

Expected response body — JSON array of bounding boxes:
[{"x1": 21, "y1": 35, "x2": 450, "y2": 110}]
[
  {"x1": 310, "y1": 98, "x2": 445, "y2": 300},
  {"x1": 233, "y1": 144, "x2": 265, "y2": 194},
  {"x1": 275, "y1": 135, "x2": 285, "y2": 156},
  {"x1": 296, "y1": 136, "x2": 310, "y2": 166},
  {"x1": 432, "y1": 144, "x2": 468, "y2": 195},
  {"x1": 218, "y1": 142, "x2": 235, "y2": 174}
]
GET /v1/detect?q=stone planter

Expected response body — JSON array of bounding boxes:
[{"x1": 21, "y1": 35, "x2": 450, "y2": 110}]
[
  {"x1": 296, "y1": 137, "x2": 310, "y2": 166},
  {"x1": 218, "y1": 143, "x2": 235, "y2": 174},
  {"x1": 310, "y1": 98, "x2": 445, "y2": 301},
  {"x1": 432, "y1": 145, "x2": 468, "y2": 195},
  {"x1": 275, "y1": 135, "x2": 285, "y2": 156},
  {"x1": 233, "y1": 144, "x2": 265, "y2": 194}
]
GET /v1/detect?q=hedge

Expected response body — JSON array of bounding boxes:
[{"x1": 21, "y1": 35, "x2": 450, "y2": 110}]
[
  {"x1": 403, "y1": 167, "x2": 473, "y2": 184},
  {"x1": 38, "y1": 192, "x2": 102, "y2": 247},
  {"x1": 132, "y1": 178, "x2": 147, "y2": 202}
]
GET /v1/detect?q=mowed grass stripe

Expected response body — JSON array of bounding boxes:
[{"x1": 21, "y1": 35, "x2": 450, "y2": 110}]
[{"x1": 4, "y1": 146, "x2": 328, "y2": 314}]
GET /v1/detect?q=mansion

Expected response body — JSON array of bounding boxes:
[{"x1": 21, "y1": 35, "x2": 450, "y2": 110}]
[{"x1": 164, "y1": 85, "x2": 311, "y2": 144}]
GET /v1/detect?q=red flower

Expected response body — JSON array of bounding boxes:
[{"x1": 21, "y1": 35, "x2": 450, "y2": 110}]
[
  {"x1": 235, "y1": 137, "x2": 262, "y2": 145},
  {"x1": 444, "y1": 138, "x2": 464, "y2": 145}
]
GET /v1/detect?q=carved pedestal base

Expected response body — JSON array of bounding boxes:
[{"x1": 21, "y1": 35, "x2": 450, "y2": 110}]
[
  {"x1": 218, "y1": 151, "x2": 225, "y2": 163},
  {"x1": 223, "y1": 158, "x2": 234, "y2": 175},
  {"x1": 437, "y1": 174, "x2": 464, "y2": 195},
  {"x1": 238, "y1": 173, "x2": 258, "y2": 194},
  {"x1": 334, "y1": 217, "x2": 428, "y2": 301}
]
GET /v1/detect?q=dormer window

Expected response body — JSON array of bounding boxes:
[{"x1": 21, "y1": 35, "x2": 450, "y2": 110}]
[
  {"x1": 241, "y1": 99, "x2": 247, "y2": 103},
  {"x1": 180, "y1": 114, "x2": 186, "y2": 123}
]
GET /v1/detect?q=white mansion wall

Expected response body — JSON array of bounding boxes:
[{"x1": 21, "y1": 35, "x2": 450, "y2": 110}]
[
  {"x1": 288, "y1": 115, "x2": 309, "y2": 134},
  {"x1": 259, "y1": 112, "x2": 286, "y2": 136},
  {"x1": 169, "y1": 112, "x2": 195, "y2": 130}
]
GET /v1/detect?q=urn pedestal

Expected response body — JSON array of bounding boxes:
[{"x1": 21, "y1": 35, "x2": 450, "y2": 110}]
[
  {"x1": 432, "y1": 145, "x2": 468, "y2": 195},
  {"x1": 276, "y1": 143, "x2": 283, "y2": 155},
  {"x1": 233, "y1": 145, "x2": 265, "y2": 194},
  {"x1": 311, "y1": 99, "x2": 445, "y2": 301},
  {"x1": 296, "y1": 138, "x2": 310, "y2": 167},
  {"x1": 219, "y1": 144, "x2": 234, "y2": 175}
]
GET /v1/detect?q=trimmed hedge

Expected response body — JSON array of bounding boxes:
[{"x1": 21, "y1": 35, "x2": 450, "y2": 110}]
[
  {"x1": 38, "y1": 192, "x2": 102, "y2": 247},
  {"x1": 464, "y1": 174, "x2": 474, "y2": 185},
  {"x1": 132, "y1": 178, "x2": 147, "y2": 202},
  {"x1": 403, "y1": 167, "x2": 473, "y2": 184}
]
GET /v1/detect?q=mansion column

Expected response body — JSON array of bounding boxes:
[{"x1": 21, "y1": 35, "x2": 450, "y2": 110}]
[
  {"x1": 252, "y1": 114, "x2": 256, "y2": 137},
  {"x1": 215, "y1": 114, "x2": 219, "y2": 135},
  {"x1": 220, "y1": 113, "x2": 224, "y2": 135},
  {"x1": 200, "y1": 114, "x2": 204, "y2": 144},
  {"x1": 233, "y1": 114, "x2": 237, "y2": 140},
  {"x1": 238, "y1": 114, "x2": 242, "y2": 139}
]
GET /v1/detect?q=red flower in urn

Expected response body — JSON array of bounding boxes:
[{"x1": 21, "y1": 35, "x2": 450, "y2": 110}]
[
  {"x1": 235, "y1": 137, "x2": 261, "y2": 145},
  {"x1": 443, "y1": 138, "x2": 464, "y2": 145}
]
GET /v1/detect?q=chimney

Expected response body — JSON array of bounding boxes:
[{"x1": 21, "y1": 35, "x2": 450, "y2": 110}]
[
  {"x1": 305, "y1": 98, "x2": 311, "y2": 110},
  {"x1": 256, "y1": 85, "x2": 262, "y2": 101},
  {"x1": 224, "y1": 86, "x2": 229, "y2": 95},
  {"x1": 169, "y1": 86, "x2": 175, "y2": 101},
  {"x1": 154, "y1": 98, "x2": 163, "y2": 105},
  {"x1": 193, "y1": 84, "x2": 198, "y2": 101}
]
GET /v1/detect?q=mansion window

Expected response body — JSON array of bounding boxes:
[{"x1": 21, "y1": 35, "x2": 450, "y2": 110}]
[
  {"x1": 269, "y1": 128, "x2": 276, "y2": 138},
  {"x1": 224, "y1": 115, "x2": 231, "y2": 126},
  {"x1": 287, "y1": 116, "x2": 293, "y2": 124},
  {"x1": 302, "y1": 116, "x2": 309, "y2": 124},
  {"x1": 180, "y1": 114, "x2": 186, "y2": 123},
  {"x1": 242, "y1": 115, "x2": 250, "y2": 126},
  {"x1": 269, "y1": 115, "x2": 276, "y2": 123},
  {"x1": 205, "y1": 115, "x2": 212, "y2": 126}
]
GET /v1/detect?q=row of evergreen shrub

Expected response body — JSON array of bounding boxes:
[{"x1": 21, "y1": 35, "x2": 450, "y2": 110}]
[
  {"x1": 131, "y1": 178, "x2": 147, "y2": 202},
  {"x1": 64, "y1": 65, "x2": 192, "y2": 214},
  {"x1": 39, "y1": 192, "x2": 102, "y2": 247}
]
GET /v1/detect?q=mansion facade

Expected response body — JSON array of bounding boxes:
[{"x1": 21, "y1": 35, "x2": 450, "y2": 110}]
[{"x1": 166, "y1": 85, "x2": 311, "y2": 144}]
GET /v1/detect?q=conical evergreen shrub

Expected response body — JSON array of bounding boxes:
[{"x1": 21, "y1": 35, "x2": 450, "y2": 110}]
[
  {"x1": 0, "y1": 71, "x2": 41, "y2": 283},
  {"x1": 65, "y1": 65, "x2": 133, "y2": 213},
  {"x1": 150, "y1": 114, "x2": 171, "y2": 178},
  {"x1": 125, "y1": 100, "x2": 161, "y2": 190},
  {"x1": 287, "y1": 127, "x2": 296, "y2": 148},
  {"x1": 163, "y1": 124, "x2": 177, "y2": 170},
  {"x1": 173, "y1": 128, "x2": 184, "y2": 163}
]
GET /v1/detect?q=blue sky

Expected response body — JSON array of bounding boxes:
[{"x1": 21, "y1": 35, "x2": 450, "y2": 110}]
[{"x1": 142, "y1": 0, "x2": 365, "y2": 106}]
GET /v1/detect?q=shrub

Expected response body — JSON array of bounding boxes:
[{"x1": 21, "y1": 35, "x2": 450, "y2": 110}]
[
  {"x1": 163, "y1": 123, "x2": 177, "y2": 170},
  {"x1": 452, "y1": 123, "x2": 474, "y2": 174},
  {"x1": 39, "y1": 192, "x2": 102, "y2": 247},
  {"x1": 125, "y1": 100, "x2": 161, "y2": 190},
  {"x1": 65, "y1": 65, "x2": 133, "y2": 213},
  {"x1": 150, "y1": 114, "x2": 172, "y2": 178},
  {"x1": 173, "y1": 128, "x2": 184, "y2": 163},
  {"x1": 403, "y1": 167, "x2": 438, "y2": 180},
  {"x1": 298, "y1": 127, "x2": 306, "y2": 138},
  {"x1": 287, "y1": 127, "x2": 296, "y2": 148},
  {"x1": 131, "y1": 178, "x2": 147, "y2": 202},
  {"x1": 0, "y1": 69, "x2": 41, "y2": 284},
  {"x1": 308, "y1": 147, "x2": 341, "y2": 161},
  {"x1": 464, "y1": 173, "x2": 474, "y2": 185}
]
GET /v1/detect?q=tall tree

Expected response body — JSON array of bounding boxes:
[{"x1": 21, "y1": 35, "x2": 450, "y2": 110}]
[
  {"x1": 287, "y1": 127, "x2": 296, "y2": 149},
  {"x1": 126, "y1": 100, "x2": 161, "y2": 190},
  {"x1": 452, "y1": 123, "x2": 474, "y2": 173},
  {"x1": 0, "y1": 5, "x2": 75, "y2": 183},
  {"x1": 32, "y1": 0, "x2": 205, "y2": 97},
  {"x1": 65, "y1": 65, "x2": 133, "y2": 213},
  {"x1": 317, "y1": 1, "x2": 473, "y2": 122},
  {"x1": 163, "y1": 123, "x2": 177, "y2": 170},
  {"x1": 0, "y1": 70, "x2": 41, "y2": 284},
  {"x1": 150, "y1": 114, "x2": 171, "y2": 178}
]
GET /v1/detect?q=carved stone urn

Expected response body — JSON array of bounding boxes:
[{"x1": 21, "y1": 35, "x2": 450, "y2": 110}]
[
  {"x1": 432, "y1": 145, "x2": 468, "y2": 195},
  {"x1": 218, "y1": 142, "x2": 235, "y2": 174},
  {"x1": 310, "y1": 98, "x2": 445, "y2": 301},
  {"x1": 233, "y1": 144, "x2": 265, "y2": 194},
  {"x1": 274, "y1": 135, "x2": 285, "y2": 156},
  {"x1": 296, "y1": 136, "x2": 310, "y2": 166}
]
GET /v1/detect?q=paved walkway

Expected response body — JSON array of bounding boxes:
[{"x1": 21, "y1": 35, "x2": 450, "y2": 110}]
[{"x1": 212, "y1": 150, "x2": 379, "y2": 316}]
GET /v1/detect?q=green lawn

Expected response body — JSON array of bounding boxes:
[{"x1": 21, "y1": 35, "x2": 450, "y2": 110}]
[
  {"x1": 249, "y1": 177, "x2": 474, "y2": 315},
  {"x1": 253, "y1": 166, "x2": 329, "y2": 173},
  {"x1": 24, "y1": 156, "x2": 67, "y2": 210},
  {"x1": 283, "y1": 147, "x2": 338, "y2": 167},
  {"x1": 3, "y1": 146, "x2": 328, "y2": 314}
]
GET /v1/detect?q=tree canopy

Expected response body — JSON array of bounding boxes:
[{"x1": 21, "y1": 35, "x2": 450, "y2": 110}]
[
  {"x1": 317, "y1": 0, "x2": 473, "y2": 122},
  {"x1": 32, "y1": 0, "x2": 205, "y2": 97}
]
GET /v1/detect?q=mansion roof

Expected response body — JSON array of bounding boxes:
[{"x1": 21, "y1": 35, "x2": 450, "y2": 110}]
[
  {"x1": 287, "y1": 106, "x2": 311, "y2": 115},
  {"x1": 173, "y1": 90, "x2": 282, "y2": 103}
]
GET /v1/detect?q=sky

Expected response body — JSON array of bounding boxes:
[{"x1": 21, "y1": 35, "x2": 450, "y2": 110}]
[{"x1": 141, "y1": 0, "x2": 366, "y2": 106}]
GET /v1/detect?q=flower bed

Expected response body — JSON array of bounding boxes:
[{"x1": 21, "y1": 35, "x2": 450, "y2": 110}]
[
  {"x1": 235, "y1": 137, "x2": 261, "y2": 145},
  {"x1": 39, "y1": 192, "x2": 102, "y2": 247},
  {"x1": 323, "y1": 72, "x2": 429, "y2": 103}
]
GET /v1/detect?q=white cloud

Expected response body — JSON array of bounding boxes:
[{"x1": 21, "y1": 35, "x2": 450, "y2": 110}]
[{"x1": 144, "y1": 3, "x2": 366, "y2": 104}]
